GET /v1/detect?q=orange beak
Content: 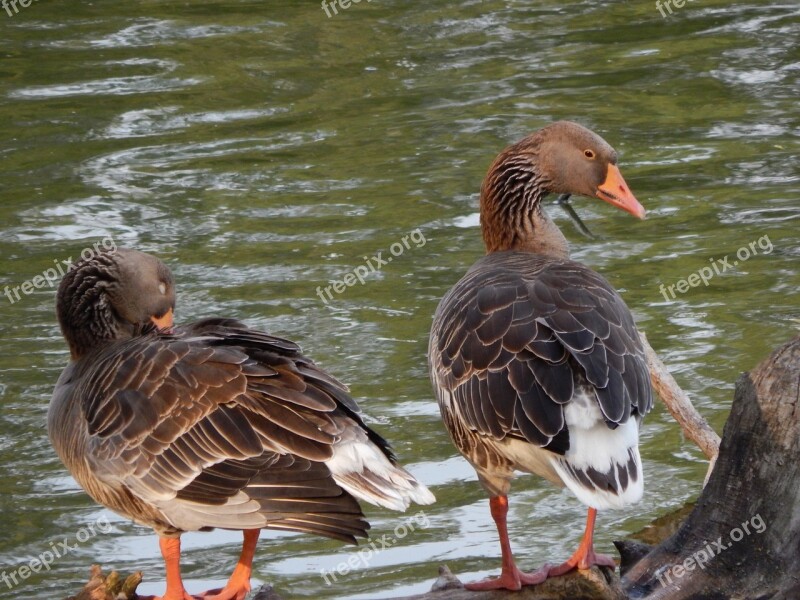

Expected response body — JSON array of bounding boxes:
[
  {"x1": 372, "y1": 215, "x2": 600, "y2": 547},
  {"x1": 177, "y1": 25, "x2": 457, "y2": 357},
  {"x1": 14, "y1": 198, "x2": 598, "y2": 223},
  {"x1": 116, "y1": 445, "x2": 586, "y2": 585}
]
[
  {"x1": 596, "y1": 163, "x2": 646, "y2": 219},
  {"x1": 150, "y1": 307, "x2": 174, "y2": 331}
]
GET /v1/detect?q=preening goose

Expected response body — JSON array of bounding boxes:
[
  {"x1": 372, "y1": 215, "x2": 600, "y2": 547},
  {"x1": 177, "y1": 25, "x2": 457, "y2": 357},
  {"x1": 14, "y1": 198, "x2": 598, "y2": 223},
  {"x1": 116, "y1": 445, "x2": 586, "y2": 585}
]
[
  {"x1": 428, "y1": 121, "x2": 652, "y2": 590},
  {"x1": 49, "y1": 248, "x2": 434, "y2": 600}
]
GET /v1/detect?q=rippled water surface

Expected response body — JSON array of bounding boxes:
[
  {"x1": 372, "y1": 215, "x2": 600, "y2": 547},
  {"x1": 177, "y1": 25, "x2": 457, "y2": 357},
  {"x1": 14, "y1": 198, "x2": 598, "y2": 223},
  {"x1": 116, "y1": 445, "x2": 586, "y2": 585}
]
[{"x1": 1, "y1": 1, "x2": 798, "y2": 598}]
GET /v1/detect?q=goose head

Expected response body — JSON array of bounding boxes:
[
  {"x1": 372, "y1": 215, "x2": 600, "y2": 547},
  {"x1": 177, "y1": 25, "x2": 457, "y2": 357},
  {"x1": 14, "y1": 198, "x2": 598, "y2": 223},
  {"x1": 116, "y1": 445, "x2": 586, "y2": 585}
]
[
  {"x1": 480, "y1": 121, "x2": 645, "y2": 255},
  {"x1": 56, "y1": 248, "x2": 175, "y2": 360}
]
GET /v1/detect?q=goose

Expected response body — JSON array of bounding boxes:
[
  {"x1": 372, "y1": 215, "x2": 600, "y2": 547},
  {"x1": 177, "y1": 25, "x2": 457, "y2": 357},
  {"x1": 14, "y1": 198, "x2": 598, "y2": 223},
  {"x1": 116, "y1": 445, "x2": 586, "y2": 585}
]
[
  {"x1": 49, "y1": 248, "x2": 435, "y2": 600},
  {"x1": 428, "y1": 121, "x2": 652, "y2": 590}
]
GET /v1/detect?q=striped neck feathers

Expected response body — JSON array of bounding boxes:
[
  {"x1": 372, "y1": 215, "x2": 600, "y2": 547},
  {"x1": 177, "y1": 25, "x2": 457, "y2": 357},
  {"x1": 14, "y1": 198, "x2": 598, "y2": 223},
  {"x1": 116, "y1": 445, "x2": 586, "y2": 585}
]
[{"x1": 479, "y1": 151, "x2": 569, "y2": 259}]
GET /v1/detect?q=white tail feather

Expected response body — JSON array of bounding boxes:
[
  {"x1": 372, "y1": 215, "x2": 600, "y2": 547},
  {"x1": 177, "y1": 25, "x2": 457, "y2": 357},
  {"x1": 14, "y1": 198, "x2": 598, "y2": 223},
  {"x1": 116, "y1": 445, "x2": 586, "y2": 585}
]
[{"x1": 326, "y1": 440, "x2": 435, "y2": 511}]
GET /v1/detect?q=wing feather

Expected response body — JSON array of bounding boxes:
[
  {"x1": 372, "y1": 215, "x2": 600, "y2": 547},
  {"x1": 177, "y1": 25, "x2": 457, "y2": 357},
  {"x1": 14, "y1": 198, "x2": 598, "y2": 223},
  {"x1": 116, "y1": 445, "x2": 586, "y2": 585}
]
[
  {"x1": 430, "y1": 251, "x2": 653, "y2": 455},
  {"x1": 74, "y1": 318, "x2": 390, "y2": 541}
]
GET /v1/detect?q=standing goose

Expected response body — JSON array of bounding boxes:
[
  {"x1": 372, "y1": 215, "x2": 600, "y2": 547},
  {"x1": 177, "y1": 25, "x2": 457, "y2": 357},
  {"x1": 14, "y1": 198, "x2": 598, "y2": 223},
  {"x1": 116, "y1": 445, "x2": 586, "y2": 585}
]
[
  {"x1": 429, "y1": 121, "x2": 652, "y2": 590},
  {"x1": 50, "y1": 248, "x2": 434, "y2": 600}
]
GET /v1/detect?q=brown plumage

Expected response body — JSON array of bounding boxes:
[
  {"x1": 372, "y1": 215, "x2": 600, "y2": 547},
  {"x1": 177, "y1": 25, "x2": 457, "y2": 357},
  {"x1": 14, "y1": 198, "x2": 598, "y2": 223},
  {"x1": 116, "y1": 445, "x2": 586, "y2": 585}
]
[
  {"x1": 429, "y1": 121, "x2": 652, "y2": 591},
  {"x1": 49, "y1": 248, "x2": 434, "y2": 600}
]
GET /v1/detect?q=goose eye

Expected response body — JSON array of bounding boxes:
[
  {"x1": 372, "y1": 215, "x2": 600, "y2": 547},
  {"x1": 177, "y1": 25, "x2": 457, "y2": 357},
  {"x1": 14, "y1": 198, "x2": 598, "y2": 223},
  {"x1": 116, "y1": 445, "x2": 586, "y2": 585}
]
[
  {"x1": 584, "y1": 149, "x2": 596, "y2": 159},
  {"x1": 158, "y1": 282, "x2": 167, "y2": 295}
]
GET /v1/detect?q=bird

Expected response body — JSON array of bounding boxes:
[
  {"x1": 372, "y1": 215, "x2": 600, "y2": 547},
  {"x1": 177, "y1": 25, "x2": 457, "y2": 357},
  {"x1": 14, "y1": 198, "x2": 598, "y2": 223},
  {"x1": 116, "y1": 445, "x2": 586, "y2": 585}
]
[
  {"x1": 49, "y1": 248, "x2": 435, "y2": 600},
  {"x1": 428, "y1": 121, "x2": 652, "y2": 591}
]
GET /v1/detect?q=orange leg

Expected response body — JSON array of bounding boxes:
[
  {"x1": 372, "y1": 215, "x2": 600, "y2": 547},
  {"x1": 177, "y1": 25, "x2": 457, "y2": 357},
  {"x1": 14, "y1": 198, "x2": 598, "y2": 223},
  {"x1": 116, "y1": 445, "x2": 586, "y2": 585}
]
[
  {"x1": 466, "y1": 495, "x2": 550, "y2": 591},
  {"x1": 197, "y1": 529, "x2": 261, "y2": 600},
  {"x1": 547, "y1": 507, "x2": 616, "y2": 577},
  {"x1": 138, "y1": 536, "x2": 193, "y2": 600}
]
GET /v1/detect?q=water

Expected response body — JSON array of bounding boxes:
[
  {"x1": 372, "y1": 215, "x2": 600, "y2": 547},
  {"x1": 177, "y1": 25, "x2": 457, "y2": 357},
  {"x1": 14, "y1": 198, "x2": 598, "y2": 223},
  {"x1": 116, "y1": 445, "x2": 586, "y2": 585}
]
[{"x1": 0, "y1": 1, "x2": 798, "y2": 598}]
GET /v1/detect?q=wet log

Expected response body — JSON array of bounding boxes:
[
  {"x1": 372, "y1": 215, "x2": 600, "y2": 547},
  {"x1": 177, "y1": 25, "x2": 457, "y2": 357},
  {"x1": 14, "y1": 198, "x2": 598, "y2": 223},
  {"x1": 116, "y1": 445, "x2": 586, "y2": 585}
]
[
  {"x1": 382, "y1": 565, "x2": 624, "y2": 600},
  {"x1": 65, "y1": 565, "x2": 141, "y2": 600},
  {"x1": 622, "y1": 333, "x2": 800, "y2": 599}
]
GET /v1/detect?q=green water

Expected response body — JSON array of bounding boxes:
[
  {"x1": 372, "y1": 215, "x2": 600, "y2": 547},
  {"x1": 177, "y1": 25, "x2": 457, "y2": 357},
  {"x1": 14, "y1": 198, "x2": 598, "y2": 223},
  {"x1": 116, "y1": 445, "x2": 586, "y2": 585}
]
[{"x1": 0, "y1": 1, "x2": 797, "y2": 598}]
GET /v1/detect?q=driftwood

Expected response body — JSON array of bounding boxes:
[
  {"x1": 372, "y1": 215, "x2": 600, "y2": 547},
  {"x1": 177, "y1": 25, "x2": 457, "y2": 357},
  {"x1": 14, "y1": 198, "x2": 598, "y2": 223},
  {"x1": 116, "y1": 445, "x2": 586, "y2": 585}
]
[
  {"x1": 640, "y1": 332, "x2": 721, "y2": 482},
  {"x1": 381, "y1": 565, "x2": 626, "y2": 600},
  {"x1": 66, "y1": 566, "x2": 625, "y2": 600},
  {"x1": 621, "y1": 333, "x2": 800, "y2": 599},
  {"x1": 260, "y1": 566, "x2": 625, "y2": 600},
  {"x1": 65, "y1": 565, "x2": 141, "y2": 600}
]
